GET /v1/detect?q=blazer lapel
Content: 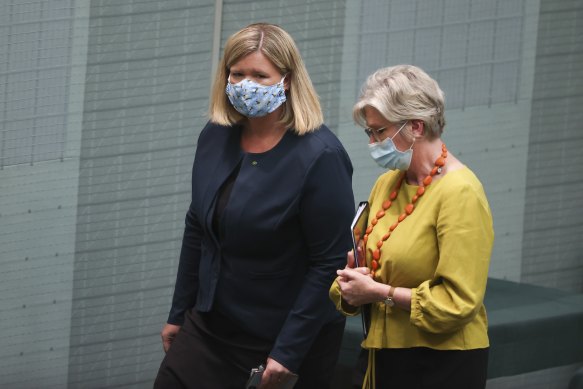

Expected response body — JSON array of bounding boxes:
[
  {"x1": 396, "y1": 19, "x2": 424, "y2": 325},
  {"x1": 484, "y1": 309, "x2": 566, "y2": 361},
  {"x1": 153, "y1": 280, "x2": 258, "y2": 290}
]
[{"x1": 201, "y1": 126, "x2": 243, "y2": 246}]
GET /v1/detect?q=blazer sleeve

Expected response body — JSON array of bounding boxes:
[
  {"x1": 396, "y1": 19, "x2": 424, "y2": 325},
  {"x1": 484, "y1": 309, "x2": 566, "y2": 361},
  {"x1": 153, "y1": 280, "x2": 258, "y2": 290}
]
[
  {"x1": 166, "y1": 124, "x2": 214, "y2": 325},
  {"x1": 167, "y1": 201, "x2": 204, "y2": 325},
  {"x1": 269, "y1": 146, "x2": 354, "y2": 372}
]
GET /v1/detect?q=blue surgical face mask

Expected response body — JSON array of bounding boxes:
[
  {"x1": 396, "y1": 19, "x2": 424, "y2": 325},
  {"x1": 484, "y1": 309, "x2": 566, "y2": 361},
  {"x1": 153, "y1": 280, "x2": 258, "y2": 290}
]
[
  {"x1": 368, "y1": 121, "x2": 413, "y2": 170},
  {"x1": 225, "y1": 76, "x2": 287, "y2": 118}
]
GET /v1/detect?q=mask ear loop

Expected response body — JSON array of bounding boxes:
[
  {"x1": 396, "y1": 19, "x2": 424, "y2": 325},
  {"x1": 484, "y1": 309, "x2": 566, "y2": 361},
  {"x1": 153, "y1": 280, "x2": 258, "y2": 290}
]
[
  {"x1": 391, "y1": 121, "x2": 415, "y2": 151},
  {"x1": 280, "y1": 74, "x2": 289, "y2": 92},
  {"x1": 390, "y1": 121, "x2": 409, "y2": 141}
]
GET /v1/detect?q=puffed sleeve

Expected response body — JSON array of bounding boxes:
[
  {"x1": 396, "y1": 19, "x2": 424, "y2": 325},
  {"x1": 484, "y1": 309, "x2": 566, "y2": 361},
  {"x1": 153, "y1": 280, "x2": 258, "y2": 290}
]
[
  {"x1": 329, "y1": 280, "x2": 361, "y2": 316},
  {"x1": 410, "y1": 182, "x2": 494, "y2": 333}
]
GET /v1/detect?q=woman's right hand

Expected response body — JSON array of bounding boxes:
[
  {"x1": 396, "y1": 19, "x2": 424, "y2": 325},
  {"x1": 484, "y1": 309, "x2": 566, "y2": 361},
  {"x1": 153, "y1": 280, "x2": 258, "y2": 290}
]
[
  {"x1": 160, "y1": 323, "x2": 181, "y2": 353},
  {"x1": 336, "y1": 267, "x2": 381, "y2": 306}
]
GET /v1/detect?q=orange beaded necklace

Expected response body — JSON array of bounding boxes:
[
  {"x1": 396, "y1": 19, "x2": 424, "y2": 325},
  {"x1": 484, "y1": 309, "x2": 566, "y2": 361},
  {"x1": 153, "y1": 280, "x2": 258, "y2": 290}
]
[{"x1": 364, "y1": 143, "x2": 448, "y2": 278}]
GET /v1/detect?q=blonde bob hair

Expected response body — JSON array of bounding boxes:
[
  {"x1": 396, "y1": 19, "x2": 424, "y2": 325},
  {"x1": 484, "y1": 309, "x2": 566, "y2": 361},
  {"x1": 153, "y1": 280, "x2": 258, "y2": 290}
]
[
  {"x1": 353, "y1": 65, "x2": 446, "y2": 140},
  {"x1": 209, "y1": 23, "x2": 323, "y2": 135}
]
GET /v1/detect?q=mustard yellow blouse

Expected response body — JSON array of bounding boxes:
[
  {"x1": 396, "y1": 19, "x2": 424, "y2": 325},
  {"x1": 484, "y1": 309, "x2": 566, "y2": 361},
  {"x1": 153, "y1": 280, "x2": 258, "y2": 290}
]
[{"x1": 330, "y1": 167, "x2": 494, "y2": 350}]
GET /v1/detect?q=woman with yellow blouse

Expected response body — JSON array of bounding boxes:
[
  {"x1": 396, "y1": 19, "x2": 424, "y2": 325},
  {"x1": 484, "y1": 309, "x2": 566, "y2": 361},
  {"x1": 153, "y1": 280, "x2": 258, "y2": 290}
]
[{"x1": 330, "y1": 65, "x2": 494, "y2": 389}]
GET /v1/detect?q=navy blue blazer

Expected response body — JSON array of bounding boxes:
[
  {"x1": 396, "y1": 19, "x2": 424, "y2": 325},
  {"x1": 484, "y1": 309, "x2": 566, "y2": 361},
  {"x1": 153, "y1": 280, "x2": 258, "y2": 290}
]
[{"x1": 168, "y1": 121, "x2": 354, "y2": 371}]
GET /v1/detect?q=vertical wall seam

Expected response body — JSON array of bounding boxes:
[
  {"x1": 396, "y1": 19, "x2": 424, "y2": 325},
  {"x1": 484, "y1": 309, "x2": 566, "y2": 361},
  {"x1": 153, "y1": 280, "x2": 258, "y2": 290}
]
[{"x1": 210, "y1": 0, "x2": 223, "y2": 96}]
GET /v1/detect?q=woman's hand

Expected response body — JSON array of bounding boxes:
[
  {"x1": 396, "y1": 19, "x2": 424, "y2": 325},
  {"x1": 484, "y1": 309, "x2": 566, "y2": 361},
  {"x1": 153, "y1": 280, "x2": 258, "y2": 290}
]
[
  {"x1": 336, "y1": 267, "x2": 385, "y2": 307},
  {"x1": 259, "y1": 358, "x2": 296, "y2": 389},
  {"x1": 346, "y1": 249, "x2": 356, "y2": 268},
  {"x1": 346, "y1": 246, "x2": 366, "y2": 269},
  {"x1": 160, "y1": 323, "x2": 181, "y2": 353}
]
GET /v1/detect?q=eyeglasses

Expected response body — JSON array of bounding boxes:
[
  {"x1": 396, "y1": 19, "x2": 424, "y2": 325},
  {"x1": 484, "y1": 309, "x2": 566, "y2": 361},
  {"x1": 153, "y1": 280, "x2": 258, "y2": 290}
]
[{"x1": 363, "y1": 127, "x2": 386, "y2": 142}]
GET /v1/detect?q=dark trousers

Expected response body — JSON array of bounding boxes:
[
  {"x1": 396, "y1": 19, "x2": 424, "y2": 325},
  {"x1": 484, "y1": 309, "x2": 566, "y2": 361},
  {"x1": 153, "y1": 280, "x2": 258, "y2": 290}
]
[
  {"x1": 352, "y1": 346, "x2": 489, "y2": 389},
  {"x1": 154, "y1": 309, "x2": 345, "y2": 389}
]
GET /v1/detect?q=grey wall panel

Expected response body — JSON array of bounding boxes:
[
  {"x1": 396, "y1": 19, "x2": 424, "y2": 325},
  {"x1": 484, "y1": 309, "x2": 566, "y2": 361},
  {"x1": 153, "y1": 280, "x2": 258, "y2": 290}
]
[
  {"x1": 0, "y1": 0, "x2": 74, "y2": 168},
  {"x1": 522, "y1": 0, "x2": 583, "y2": 292},
  {"x1": 0, "y1": 161, "x2": 79, "y2": 388},
  {"x1": 0, "y1": 0, "x2": 86, "y2": 387},
  {"x1": 357, "y1": 0, "x2": 524, "y2": 110},
  {"x1": 68, "y1": 1, "x2": 214, "y2": 387}
]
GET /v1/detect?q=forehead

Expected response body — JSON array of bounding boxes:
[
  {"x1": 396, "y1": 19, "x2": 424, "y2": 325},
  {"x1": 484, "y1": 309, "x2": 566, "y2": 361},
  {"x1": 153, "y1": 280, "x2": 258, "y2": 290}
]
[
  {"x1": 230, "y1": 51, "x2": 280, "y2": 74},
  {"x1": 363, "y1": 106, "x2": 388, "y2": 127}
]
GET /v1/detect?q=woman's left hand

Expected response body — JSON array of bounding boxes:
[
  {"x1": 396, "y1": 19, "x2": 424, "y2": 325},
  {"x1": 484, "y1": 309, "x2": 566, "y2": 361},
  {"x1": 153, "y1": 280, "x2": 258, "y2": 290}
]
[
  {"x1": 336, "y1": 267, "x2": 384, "y2": 306},
  {"x1": 259, "y1": 357, "x2": 296, "y2": 389}
]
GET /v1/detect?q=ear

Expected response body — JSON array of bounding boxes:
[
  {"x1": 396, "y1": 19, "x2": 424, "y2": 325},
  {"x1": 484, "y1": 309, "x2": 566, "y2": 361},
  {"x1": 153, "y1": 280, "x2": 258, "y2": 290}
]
[
  {"x1": 410, "y1": 120, "x2": 425, "y2": 138},
  {"x1": 283, "y1": 74, "x2": 291, "y2": 92}
]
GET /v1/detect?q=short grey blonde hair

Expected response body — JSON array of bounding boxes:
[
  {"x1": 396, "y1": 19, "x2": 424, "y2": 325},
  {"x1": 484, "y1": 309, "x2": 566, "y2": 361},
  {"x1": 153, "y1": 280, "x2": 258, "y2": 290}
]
[
  {"x1": 209, "y1": 23, "x2": 323, "y2": 135},
  {"x1": 353, "y1": 65, "x2": 446, "y2": 140}
]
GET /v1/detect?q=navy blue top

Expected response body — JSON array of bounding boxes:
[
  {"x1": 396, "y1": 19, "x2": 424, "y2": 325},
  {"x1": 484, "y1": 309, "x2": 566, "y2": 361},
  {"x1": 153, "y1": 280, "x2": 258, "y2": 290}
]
[{"x1": 168, "y1": 121, "x2": 354, "y2": 371}]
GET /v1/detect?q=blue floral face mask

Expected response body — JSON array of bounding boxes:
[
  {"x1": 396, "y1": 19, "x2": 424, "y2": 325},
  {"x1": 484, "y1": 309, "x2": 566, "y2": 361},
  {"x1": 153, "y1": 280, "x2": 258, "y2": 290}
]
[{"x1": 225, "y1": 76, "x2": 287, "y2": 118}]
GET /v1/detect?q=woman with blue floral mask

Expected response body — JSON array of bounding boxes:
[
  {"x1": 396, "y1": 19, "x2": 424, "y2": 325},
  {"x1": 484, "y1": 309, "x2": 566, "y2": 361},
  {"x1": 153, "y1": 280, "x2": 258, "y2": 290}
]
[
  {"x1": 330, "y1": 65, "x2": 494, "y2": 389},
  {"x1": 154, "y1": 23, "x2": 354, "y2": 389}
]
